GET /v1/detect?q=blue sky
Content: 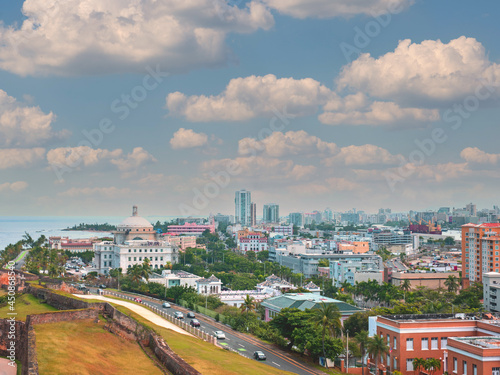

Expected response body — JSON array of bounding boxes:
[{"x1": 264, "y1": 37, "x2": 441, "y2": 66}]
[{"x1": 0, "y1": 0, "x2": 499, "y2": 217}]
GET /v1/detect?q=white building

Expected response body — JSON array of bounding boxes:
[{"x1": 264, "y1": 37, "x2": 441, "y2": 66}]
[
  {"x1": 148, "y1": 270, "x2": 201, "y2": 289},
  {"x1": 196, "y1": 275, "x2": 222, "y2": 295},
  {"x1": 239, "y1": 233, "x2": 268, "y2": 252},
  {"x1": 235, "y1": 189, "x2": 252, "y2": 226},
  {"x1": 93, "y1": 206, "x2": 178, "y2": 274}
]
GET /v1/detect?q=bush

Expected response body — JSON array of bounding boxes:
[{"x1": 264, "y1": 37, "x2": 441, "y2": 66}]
[{"x1": 215, "y1": 313, "x2": 220, "y2": 322}]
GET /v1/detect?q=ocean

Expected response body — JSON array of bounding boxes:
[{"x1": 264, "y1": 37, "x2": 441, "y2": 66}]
[{"x1": 0, "y1": 215, "x2": 180, "y2": 250}]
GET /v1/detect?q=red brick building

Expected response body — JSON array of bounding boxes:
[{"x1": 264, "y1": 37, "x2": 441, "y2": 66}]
[
  {"x1": 447, "y1": 336, "x2": 500, "y2": 375},
  {"x1": 374, "y1": 314, "x2": 500, "y2": 374}
]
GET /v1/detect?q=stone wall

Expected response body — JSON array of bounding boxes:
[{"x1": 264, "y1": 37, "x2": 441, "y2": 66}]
[
  {"x1": 26, "y1": 285, "x2": 106, "y2": 311},
  {"x1": 27, "y1": 309, "x2": 98, "y2": 325},
  {"x1": 0, "y1": 319, "x2": 38, "y2": 375},
  {"x1": 4, "y1": 288, "x2": 204, "y2": 375},
  {"x1": 150, "y1": 333, "x2": 202, "y2": 375}
]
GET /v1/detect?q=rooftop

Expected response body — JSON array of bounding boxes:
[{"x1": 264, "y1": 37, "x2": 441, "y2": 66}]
[
  {"x1": 261, "y1": 293, "x2": 362, "y2": 315},
  {"x1": 381, "y1": 313, "x2": 480, "y2": 323},
  {"x1": 452, "y1": 336, "x2": 500, "y2": 349}
]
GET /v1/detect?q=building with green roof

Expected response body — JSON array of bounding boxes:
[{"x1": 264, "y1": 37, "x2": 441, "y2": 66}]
[{"x1": 261, "y1": 293, "x2": 363, "y2": 322}]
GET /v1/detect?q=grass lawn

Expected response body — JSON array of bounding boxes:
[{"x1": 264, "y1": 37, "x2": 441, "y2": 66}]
[
  {"x1": 0, "y1": 294, "x2": 57, "y2": 321},
  {"x1": 35, "y1": 319, "x2": 164, "y2": 375},
  {"x1": 0, "y1": 289, "x2": 6, "y2": 296},
  {"x1": 113, "y1": 306, "x2": 295, "y2": 375}
]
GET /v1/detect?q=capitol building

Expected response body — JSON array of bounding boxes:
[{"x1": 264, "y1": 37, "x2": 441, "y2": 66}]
[{"x1": 93, "y1": 206, "x2": 178, "y2": 274}]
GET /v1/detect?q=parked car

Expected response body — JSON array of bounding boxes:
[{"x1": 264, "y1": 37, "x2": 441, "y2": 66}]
[
  {"x1": 253, "y1": 351, "x2": 266, "y2": 361},
  {"x1": 190, "y1": 319, "x2": 201, "y2": 327},
  {"x1": 174, "y1": 312, "x2": 184, "y2": 319},
  {"x1": 187, "y1": 312, "x2": 195, "y2": 318},
  {"x1": 162, "y1": 302, "x2": 171, "y2": 308},
  {"x1": 134, "y1": 297, "x2": 142, "y2": 303},
  {"x1": 99, "y1": 284, "x2": 107, "y2": 289},
  {"x1": 213, "y1": 330, "x2": 226, "y2": 339}
]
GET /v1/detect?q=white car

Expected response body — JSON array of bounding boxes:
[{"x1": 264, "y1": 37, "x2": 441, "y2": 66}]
[
  {"x1": 162, "y1": 302, "x2": 171, "y2": 308},
  {"x1": 213, "y1": 330, "x2": 226, "y2": 339}
]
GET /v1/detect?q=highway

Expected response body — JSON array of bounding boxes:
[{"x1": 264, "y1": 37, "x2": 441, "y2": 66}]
[{"x1": 96, "y1": 289, "x2": 326, "y2": 375}]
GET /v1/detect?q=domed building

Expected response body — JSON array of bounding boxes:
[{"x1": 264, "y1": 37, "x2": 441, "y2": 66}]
[
  {"x1": 93, "y1": 206, "x2": 178, "y2": 275},
  {"x1": 114, "y1": 205, "x2": 157, "y2": 245}
]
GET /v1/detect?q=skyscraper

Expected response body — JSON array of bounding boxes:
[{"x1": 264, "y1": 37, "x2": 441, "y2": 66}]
[
  {"x1": 289, "y1": 212, "x2": 304, "y2": 227},
  {"x1": 250, "y1": 202, "x2": 257, "y2": 226},
  {"x1": 263, "y1": 203, "x2": 279, "y2": 223},
  {"x1": 235, "y1": 189, "x2": 252, "y2": 226}
]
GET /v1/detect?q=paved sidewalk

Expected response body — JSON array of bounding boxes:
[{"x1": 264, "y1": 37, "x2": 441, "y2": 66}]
[
  {"x1": 74, "y1": 294, "x2": 192, "y2": 336},
  {"x1": 0, "y1": 358, "x2": 16, "y2": 375}
]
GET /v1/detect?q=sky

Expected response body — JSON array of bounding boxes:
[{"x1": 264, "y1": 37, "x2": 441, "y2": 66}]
[{"x1": 0, "y1": 0, "x2": 499, "y2": 217}]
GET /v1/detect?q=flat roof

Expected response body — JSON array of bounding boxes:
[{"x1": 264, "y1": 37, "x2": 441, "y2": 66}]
[
  {"x1": 452, "y1": 337, "x2": 500, "y2": 349},
  {"x1": 381, "y1": 313, "x2": 480, "y2": 323}
]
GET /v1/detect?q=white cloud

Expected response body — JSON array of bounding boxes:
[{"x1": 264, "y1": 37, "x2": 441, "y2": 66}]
[
  {"x1": 0, "y1": 148, "x2": 45, "y2": 169},
  {"x1": 0, "y1": 0, "x2": 273, "y2": 76},
  {"x1": 110, "y1": 147, "x2": 157, "y2": 171},
  {"x1": 238, "y1": 130, "x2": 337, "y2": 157},
  {"x1": 263, "y1": 0, "x2": 412, "y2": 19},
  {"x1": 59, "y1": 186, "x2": 130, "y2": 197},
  {"x1": 46, "y1": 146, "x2": 123, "y2": 168},
  {"x1": 319, "y1": 99, "x2": 439, "y2": 126},
  {"x1": 170, "y1": 128, "x2": 208, "y2": 149},
  {"x1": 0, "y1": 181, "x2": 28, "y2": 192},
  {"x1": 202, "y1": 156, "x2": 316, "y2": 182},
  {"x1": 460, "y1": 147, "x2": 500, "y2": 165},
  {"x1": 167, "y1": 74, "x2": 332, "y2": 121},
  {"x1": 324, "y1": 144, "x2": 402, "y2": 167},
  {"x1": 337, "y1": 37, "x2": 500, "y2": 105},
  {"x1": 166, "y1": 74, "x2": 440, "y2": 127},
  {"x1": 0, "y1": 90, "x2": 64, "y2": 146}
]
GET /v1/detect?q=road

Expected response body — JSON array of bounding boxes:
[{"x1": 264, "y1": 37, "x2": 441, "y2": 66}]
[
  {"x1": 95, "y1": 289, "x2": 326, "y2": 375},
  {"x1": 13, "y1": 250, "x2": 29, "y2": 270}
]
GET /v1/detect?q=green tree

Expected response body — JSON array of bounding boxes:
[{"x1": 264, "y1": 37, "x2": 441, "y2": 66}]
[
  {"x1": 367, "y1": 335, "x2": 389, "y2": 375},
  {"x1": 310, "y1": 303, "x2": 341, "y2": 360},
  {"x1": 424, "y1": 357, "x2": 441, "y2": 375},
  {"x1": 270, "y1": 308, "x2": 312, "y2": 350},
  {"x1": 444, "y1": 275, "x2": 459, "y2": 293},
  {"x1": 240, "y1": 295, "x2": 256, "y2": 313},
  {"x1": 127, "y1": 264, "x2": 143, "y2": 284},
  {"x1": 343, "y1": 312, "x2": 369, "y2": 336},
  {"x1": 354, "y1": 330, "x2": 369, "y2": 375},
  {"x1": 444, "y1": 236, "x2": 455, "y2": 246},
  {"x1": 413, "y1": 358, "x2": 426, "y2": 374}
]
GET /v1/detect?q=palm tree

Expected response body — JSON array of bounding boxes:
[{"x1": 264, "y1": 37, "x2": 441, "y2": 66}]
[
  {"x1": 127, "y1": 264, "x2": 143, "y2": 284},
  {"x1": 367, "y1": 335, "x2": 389, "y2": 375},
  {"x1": 401, "y1": 279, "x2": 411, "y2": 302},
  {"x1": 310, "y1": 303, "x2": 342, "y2": 360},
  {"x1": 354, "y1": 330, "x2": 369, "y2": 375},
  {"x1": 22, "y1": 232, "x2": 34, "y2": 248},
  {"x1": 444, "y1": 275, "x2": 459, "y2": 293},
  {"x1": 413, "y1": 358, "x2": 426, "y2": 374},
  {"x1": 424, "y1": 358, "x2": 441, "y2": 375},
  {"x1": 141, "y1": 258, "x2": 151, "y2": 282},
  {"x1": 240, "y1": 295, "x2": 256, "y2": 313}
]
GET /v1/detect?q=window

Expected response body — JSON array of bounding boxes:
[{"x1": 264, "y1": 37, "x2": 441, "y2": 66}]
[
  {"x1": 394, "y1": 337, "x2": 397, "y2": 348},
  {"x1": 463, "y1": 361, "x2": 467, "y2": 375},
  {"x1": 453, "y1": 358, "x2": 457, "y2": 373},
  {"x1": 155, "y1": 249, "x2": 158, "y2": 252},
  {"x1": 128, "y1": 257, "x2": 131, "y2": 261},
  {"x1": 493, "y1": 367, "x2": 500, "y2": 375},
  {"x1": 393, "y1": 357, "x2": 397, "y2": 370},
  {"x1": 160, "y1": 257, "x2": 163, "y2": 261},
  {"x1": 473, "y1": 364, "x2": 477, "y2": 375},
  {"x1": 134, "y1": 257, "x2": 136, "y2": 261},
  {"x1": 103, "y1": 261, "x2": 106, "y2": 267},
  {"x1": 441, "y1": 337, "x2": 447, "y2": 349},
  {"x1": 406, "y1": 338, "x2": 413, "y2": 350},
  {"x1": 431, "y1": 337, "x2": 438, "y2": 349},
  {"x1": 128, "y1": 249, "x2": 131, "y2": 252},
  {"x1": 406, "y1": 359, "x2": 414, "y2": 371},
  {"x1": 387, "y1": 334, "x2": 390, "y2": 343},
  {"x1": 422, "y1": 337, "x2": 429, "y2": 350},
  {"x1": 155, "y1": 257, "x2": 158, "y2": 261},
  {"x1": 139, "y1": 257, "x2": 142, "y2": 261}
]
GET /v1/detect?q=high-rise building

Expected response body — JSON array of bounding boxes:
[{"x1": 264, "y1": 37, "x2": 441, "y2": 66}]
[
  {"x1": 250, "y1": 202, "x2": 256, "y2": 226},
  {"x1": 322, "y1": 208, "x2": 333, "y2": 222},
  {"x1": 289, "y1": 212, "x2": 304, "y2": 228},
  {"x1": 462, "y1": 223, "x2": 500, "y2": 287},
  {"x1": 235, "y1": 190, "x2": 252, "y2": 226},
  {"x1": 263, "y1": 203, "x2": 279, "y2": 223},
  {"x1": 466, "y1": 203, "x2": 477, "y2": 216}
]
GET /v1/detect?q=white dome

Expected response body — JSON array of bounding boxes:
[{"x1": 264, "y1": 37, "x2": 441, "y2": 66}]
[{"x1": 118, "y1": 215, "x2": 153, "y2": 229}]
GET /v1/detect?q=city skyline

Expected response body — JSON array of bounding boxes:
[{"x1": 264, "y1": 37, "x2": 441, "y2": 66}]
[{"x1": 0, "y1": 0, "x2": 499, "y2": 216}]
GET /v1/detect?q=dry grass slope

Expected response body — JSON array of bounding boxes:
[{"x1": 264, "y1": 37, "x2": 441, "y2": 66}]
[{"x1": 35, "y1": 319, "x2": 164, "y2": 375}]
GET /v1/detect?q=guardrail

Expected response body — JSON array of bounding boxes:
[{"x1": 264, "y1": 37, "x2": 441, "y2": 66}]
[{"x1": 102, "y1": 290, "x2": 217, "y2": 346}]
